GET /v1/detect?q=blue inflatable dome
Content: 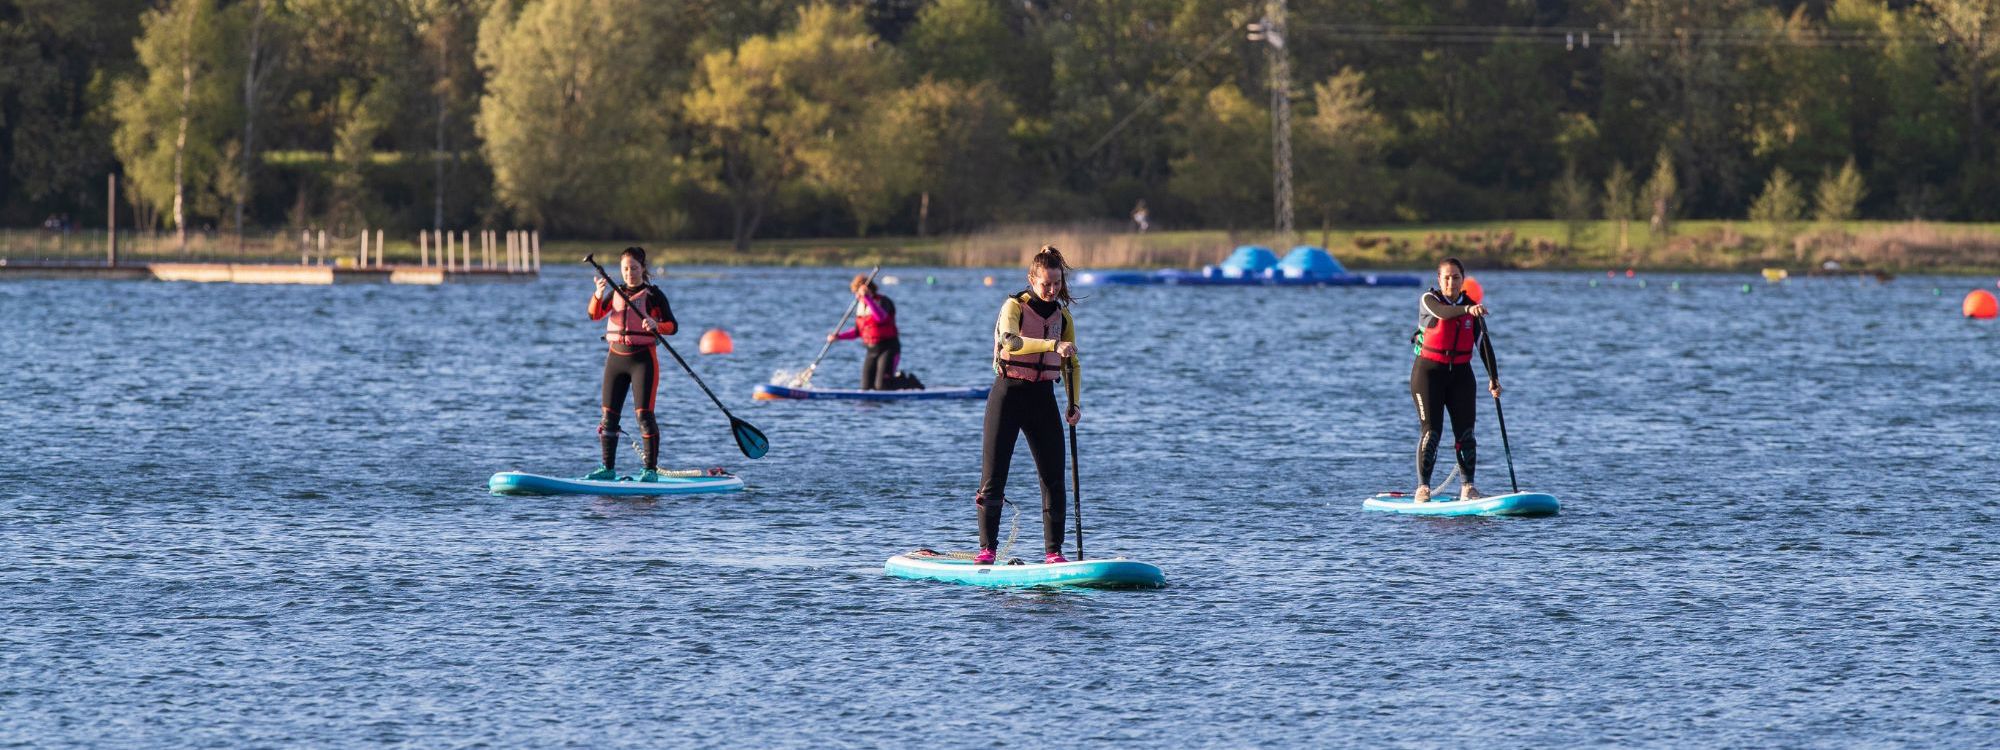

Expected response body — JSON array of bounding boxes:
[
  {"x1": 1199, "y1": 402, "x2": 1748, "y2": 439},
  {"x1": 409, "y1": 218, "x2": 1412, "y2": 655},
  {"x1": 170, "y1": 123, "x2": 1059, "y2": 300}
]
[
  {"x1": 1205, "y1": 245, "x2": 1278, "y2": 279},
  {"x1": 1277, "y1": 245, "x2": 1347, "y2": 279}
]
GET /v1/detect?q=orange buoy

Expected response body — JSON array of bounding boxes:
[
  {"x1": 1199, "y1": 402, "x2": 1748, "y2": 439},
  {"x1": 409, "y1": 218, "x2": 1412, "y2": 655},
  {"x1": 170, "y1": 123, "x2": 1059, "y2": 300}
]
[
  {"x1": 1965, "y1": 289, "x2": 1998, "y2": 319},
  {"x1": 1625, "y1": 268, "x2": 1636, "y2": 278},
  {"x1": 1463, "y1": 276, "x2": 1484, "y2": 304},
  {"x1": 699, "y1": 328, "x2": 735, "y2": 354},
  {"x1": 982, "y1": 275, "x2": 995, "y2": 287}
]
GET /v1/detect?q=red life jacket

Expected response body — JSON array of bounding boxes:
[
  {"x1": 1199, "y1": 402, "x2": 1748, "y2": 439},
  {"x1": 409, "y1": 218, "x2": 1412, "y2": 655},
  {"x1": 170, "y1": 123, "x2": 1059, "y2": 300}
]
[
  {"x1": 1415, "y1": 290, "x2": 1479, "y2": 365},
  {"x1": 995, "y1": 292, "x2": 1066, "y2": 382},
  {"x1": 605, "y1": 286, "x2": 660, "y2": 349},
  {"x1": 855, "y1": 293, "x2": 898, "y2": 345}
]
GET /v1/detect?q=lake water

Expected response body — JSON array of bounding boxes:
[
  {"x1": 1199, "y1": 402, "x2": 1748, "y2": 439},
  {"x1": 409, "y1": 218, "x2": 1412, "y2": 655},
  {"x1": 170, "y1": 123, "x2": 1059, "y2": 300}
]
[{"x1": 2, "y1": 267, "x2": 1996, "y2": 747}]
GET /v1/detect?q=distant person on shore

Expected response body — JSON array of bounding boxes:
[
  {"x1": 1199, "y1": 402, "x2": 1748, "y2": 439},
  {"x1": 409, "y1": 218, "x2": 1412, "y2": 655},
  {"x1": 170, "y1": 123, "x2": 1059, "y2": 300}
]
[
  {"x1": 1131, "y1": 200, "x2": 1150, "y2": 233},
  {"x1": 1408, "y1": 257, "x2": 1499, "y2": 502},
  {"x1": 973, "y1": 245, "x2": 1081, "y2": 564},
  {"x1": 826, "y1": 274, "x2": 901, "y2": 390},
  {"x1": 585, "y1": 246, "x2": 677, "y2": 482}
]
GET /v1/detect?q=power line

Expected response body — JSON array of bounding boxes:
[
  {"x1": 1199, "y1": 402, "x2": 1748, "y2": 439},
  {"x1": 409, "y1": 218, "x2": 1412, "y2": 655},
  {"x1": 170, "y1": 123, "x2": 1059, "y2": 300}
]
[{"x1": 1290, "y1": 22, "x2": 1940, "y2": 49}]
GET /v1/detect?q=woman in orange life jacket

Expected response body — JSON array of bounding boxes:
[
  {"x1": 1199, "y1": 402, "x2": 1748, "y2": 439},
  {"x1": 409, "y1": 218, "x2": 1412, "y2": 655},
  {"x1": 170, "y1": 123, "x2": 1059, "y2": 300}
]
[
  {"x1": 584, "y1": 247, "x2": 677, "y2": 482},
  {"x1": 824, "y1": 274, "x2": 901, "y2": 390},
  {"x1": 1410, "y1": 257, "x2": 1500, "y2": 502},
  {"x1": 974, "y1": 245, "x2": 1081, "y2": 565}
]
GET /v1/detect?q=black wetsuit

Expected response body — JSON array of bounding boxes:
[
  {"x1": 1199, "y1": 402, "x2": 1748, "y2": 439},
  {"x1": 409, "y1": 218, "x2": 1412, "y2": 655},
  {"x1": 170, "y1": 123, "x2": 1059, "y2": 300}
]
[
  {"x1": 976, "y1": 293, "x2": 1072, "y2": 555},
  {"x1": 1410, "y1": 290, "x2": 1496, "y2": 486},
  {"x1": 591, "y1": 284, "x2": 675, "y2": 471}
]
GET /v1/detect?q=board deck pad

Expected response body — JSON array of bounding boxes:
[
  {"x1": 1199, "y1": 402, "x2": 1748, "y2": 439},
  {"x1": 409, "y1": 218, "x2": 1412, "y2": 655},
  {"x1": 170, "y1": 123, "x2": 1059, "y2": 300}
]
[
  {"x1": 488, "y1": 469, "x2": 745, "y2": 497},
  {"x1": 884, "y1": 549, "x2": 1165, "y2": 589},
  {"x1": 1362, "y1": 491, "x2": 1559, "y2": 517},
  {"x1": 753, "y1": 383, "x2": 988, "y2": 401}
]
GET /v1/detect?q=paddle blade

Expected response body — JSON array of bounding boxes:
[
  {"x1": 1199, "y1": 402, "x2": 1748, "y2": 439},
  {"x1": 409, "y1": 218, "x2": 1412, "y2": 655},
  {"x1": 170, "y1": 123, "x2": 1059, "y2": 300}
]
[{"x1": 731, "y1": 417, "x2": 769, "y2": 459}]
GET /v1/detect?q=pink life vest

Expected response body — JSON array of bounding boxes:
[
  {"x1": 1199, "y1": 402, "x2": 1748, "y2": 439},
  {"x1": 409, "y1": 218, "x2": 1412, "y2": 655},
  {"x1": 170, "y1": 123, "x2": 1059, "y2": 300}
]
[
  {"x1": 996, "y1": 292, "x2": 1066, "y2": 382},
  {"x1": 855, "y1": 294, "x2": 898, "y2": 345},
  {"x1": 605, "y1": 286, "x2": 659, "y2": 349}
]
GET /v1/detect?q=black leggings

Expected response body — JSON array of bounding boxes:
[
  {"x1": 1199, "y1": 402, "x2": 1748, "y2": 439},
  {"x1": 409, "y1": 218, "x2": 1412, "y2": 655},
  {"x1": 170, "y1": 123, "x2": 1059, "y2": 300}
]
[
  {"x1": 599, "y1": 345, "x2": 660, "y2": 471},
  {"x1": 1410, "y1": 359, "x2": 1477, "y2": 486},
  {"x1": 976, "y1": 375, "x2": 1066, "y2": 554},
  {"x1": 861, "y1": 337, "x2": 901, "y2": 390}
]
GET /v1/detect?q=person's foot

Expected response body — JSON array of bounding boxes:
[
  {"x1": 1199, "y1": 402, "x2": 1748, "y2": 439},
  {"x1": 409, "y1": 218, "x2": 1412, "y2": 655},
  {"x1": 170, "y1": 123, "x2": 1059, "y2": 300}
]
[
  {"x1": 582, "y1": 465, "x2": 617, "y2": 481},
  {"x1": 1460, "y1": 484, "x2": 1482, "y2": 502},
  {"x1": 1044, "y1": 552, "x2": 1069, "y2": 564},
  {"x1": 973, "y1": 548, "x2": 996, "y2": 565},
  {"x1": 636, "y1": 468, "x2": 663, "y2": 483},
  {"x1": 1413, "y1": 485, "x2": 1432, "y2": 503}
]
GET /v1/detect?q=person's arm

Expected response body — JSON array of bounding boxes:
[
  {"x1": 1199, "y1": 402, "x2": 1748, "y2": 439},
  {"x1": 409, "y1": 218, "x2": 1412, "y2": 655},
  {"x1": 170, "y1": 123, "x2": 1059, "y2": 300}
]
[
  {"x1": 1420, "y1": 293, "x2": 1473, "y2": 320},
  {"x1": 588, "y1": 284, "x2": 613, "y2": 320},
  {"x1": 1477, "y1": 319, "x2": 1498, "y2": 379},
  {"x1": 648, "y1": 288, "x2": 677, "y2": 335},
  {"x1": 997, "y1": 299, "x2": 1058, "y2": 355}
]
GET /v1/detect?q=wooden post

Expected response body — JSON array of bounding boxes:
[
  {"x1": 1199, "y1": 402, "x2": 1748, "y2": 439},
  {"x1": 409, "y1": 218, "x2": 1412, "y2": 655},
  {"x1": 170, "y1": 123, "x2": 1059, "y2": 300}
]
[
  {"x1": 375, "y1": 229, "x2": 384, "y2": 268},
  {"x1": 419, "y1": 230, "x2": 429, "y2": 267},
  {"x1": 483, "y1": 230, "x2": 492, "y2": 269},
  {"x1": 358, "y1": 229, "x2": 368, "y2": 267},
  {"x1": 317, "y1": 229, "x2": 327, "y2": 265},
  {"x1": 300, "y1": 230, "x2": 309, "y2": 265},
  {"x1": 107, "y1": 175, "x2": 119, "y2": 266},
  {"x1": 533, "y1": 230, "x2": 541, "y2": 271},
  {"x1": 446, "y1": 230, "x2": 455, "y2": 271}
]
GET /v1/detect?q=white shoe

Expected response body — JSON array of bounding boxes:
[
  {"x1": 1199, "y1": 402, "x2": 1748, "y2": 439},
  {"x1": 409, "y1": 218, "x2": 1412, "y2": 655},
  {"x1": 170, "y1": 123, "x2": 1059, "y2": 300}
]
[{"x1": 1460, "y1": 484, "x2": 1483, "y2": 502}]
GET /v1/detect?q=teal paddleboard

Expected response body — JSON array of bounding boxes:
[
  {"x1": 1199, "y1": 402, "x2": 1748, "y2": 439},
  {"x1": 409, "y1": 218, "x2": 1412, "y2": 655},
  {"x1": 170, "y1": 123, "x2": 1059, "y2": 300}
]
[
  {"x1": 884, "y1": 550, "x2": 1165, "y2": 589},
  {"x1": 1362, "y1": 491, "x2": 1559, "y2": 517},
  {"x1": 489, "y1": 470, "x2": 745, "y2": 497}
]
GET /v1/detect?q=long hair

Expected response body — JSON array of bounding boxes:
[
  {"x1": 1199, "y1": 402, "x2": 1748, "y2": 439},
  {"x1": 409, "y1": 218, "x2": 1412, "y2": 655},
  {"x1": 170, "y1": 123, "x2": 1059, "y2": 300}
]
[
  {"x1": 1029, "y1": 244, "x2": 1075, "y2": 306},
  {"x1": 620, "y1": 246, "x2": 651, "y2": 285}
]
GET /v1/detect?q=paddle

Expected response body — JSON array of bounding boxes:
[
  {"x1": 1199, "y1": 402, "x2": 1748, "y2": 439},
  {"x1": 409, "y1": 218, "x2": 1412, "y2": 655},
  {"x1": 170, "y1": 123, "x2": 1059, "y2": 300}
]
[
  {"x1": 1477, "y1": 324, "x2": 1518, "y2": 493},
  {"x1": 1066, "y1": 359, "x2": 1083, "y2": 561},
  {"x1": 586, "y1": 255, "x2": 769, "y2": 460},
  {"x1": 792, "y1": 266, "x2": 881, "y2": 388}
]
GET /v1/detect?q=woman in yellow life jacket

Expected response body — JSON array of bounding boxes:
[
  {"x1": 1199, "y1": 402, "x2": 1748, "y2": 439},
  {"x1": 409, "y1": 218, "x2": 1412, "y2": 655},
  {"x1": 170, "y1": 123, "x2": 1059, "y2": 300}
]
[{"x1": 974, "y1": 245, "x2": 1081, "y2": 564}]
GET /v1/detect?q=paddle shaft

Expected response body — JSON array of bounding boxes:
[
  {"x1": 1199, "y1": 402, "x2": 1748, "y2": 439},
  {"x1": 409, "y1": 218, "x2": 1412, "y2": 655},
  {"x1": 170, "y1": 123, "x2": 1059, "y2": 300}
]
[
  {"x1": 798, "y1": 266, "x2": 880, "y2": 383},
  {"x1": 586, "y1": 256, "x2": 742, "y2": 421},
  {"x1": 1066, "y1": 360, "x2": 1082, "y2": 561},
  {"x1": 1478, "y1": 326, "x2": 1520, "y2": 494}
]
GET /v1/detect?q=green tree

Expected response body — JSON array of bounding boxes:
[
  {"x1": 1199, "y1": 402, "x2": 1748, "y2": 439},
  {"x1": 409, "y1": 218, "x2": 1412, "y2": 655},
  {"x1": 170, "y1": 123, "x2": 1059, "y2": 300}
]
[
  {"x1": 1166, "y1": 84, "x2": 1267, "y2": 230},
  {"x1": 478, "y1": 0, "x2": 693, "y2": 237},
  {"x1": 112, "y1": 0, "x2": 242, "y2": 248},
  {"x1": 1552, "y1": 160, "x2": 1593, "y2": 254},
  {"x1": 1295, "y1": 67, "x2": 1389, "y2": 231},
  {"x1": 1749, "y1": 167, "x2": 1805, "y2": 256},
  {"x1": 1641, "y1": 147, "x2": 1677, "y2": 237},
  {"x1": 1922, "y1": 0, "x2": 2000, "y2": 217},
  {"x1": 885, "y1": 77, "x2": 1019, "y2": 235},
  {"x1": 0, "y1": 0, "x2": 148, "y2": 220},
  {"x1": 1602, "y1": 161, "x2": 1636, "y2": 253},
  {"x1": 1813, "y1": 157, "x2": 1867, "y2": 223},
  {"x1": 684, "y1": 3, "x2": 904, "y2": 248}
]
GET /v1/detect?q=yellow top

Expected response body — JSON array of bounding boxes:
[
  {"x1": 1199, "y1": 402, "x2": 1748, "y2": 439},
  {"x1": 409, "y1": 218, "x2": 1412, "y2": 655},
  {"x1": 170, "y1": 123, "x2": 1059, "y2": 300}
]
[{"x1": 995, "y1": 294, "x2": 1079, "y2": 407}]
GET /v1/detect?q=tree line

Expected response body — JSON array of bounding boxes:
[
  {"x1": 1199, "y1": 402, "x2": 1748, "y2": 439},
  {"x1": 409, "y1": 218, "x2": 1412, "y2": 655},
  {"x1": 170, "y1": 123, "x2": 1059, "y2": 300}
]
[{"x1": 0, "y1": 0, "x2": 1994, "y2": 249}]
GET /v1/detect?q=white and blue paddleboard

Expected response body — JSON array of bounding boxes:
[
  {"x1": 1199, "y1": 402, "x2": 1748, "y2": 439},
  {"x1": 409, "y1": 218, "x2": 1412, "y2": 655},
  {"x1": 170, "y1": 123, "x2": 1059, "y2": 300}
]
[
  {"x1": 488, "y1": 470, "x2": 745, "y2": 497},
  {"x1": 884, "y1": 550, "x2": 1165, "y2": 589},
  {"x1": 754, "y1": 383, "x2": 988, "y2": 401},
  {"x1": 1363, "y1": 491, "x2": 1559, "y2": 517}
]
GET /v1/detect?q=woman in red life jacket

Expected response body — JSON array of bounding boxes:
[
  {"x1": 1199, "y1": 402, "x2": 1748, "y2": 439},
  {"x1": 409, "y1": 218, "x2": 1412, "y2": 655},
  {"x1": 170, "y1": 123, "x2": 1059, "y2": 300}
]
[
  {"x1": 825, "y1": 274, "x2": 901, "y2": 390},
  {"x1": 1409, "y1": 257, "x2": 1500, "y2": 502},
  {"x1": 973, "y1": 245, "x2": 1081, "y2": 565},
  {"x1": 585, "y1": 247, "x2": 677, "y2": 482}
]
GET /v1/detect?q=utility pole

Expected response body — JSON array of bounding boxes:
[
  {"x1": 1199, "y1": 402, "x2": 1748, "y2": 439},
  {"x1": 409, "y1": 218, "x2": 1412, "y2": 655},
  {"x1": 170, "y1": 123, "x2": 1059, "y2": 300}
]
[{"x1": 1249, "y1": 0, "x2": 1293, "y2": 241}]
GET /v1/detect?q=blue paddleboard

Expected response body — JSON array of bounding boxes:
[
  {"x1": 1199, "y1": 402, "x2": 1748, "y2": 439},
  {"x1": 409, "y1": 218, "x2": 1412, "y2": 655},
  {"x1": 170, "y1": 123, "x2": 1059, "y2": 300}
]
[
  {"x1": 488, "y1": 470, "x2": 745, "y2": 496},
  {"x1": 884, "y1": 550, "x2": 1165, "y2": 589},
  {"x1": 753, "y1": 383, "x2": 988, "y2": 401},
  {"x1": 1362, "y1": 491, "x2": 1559, "y2": 517}
]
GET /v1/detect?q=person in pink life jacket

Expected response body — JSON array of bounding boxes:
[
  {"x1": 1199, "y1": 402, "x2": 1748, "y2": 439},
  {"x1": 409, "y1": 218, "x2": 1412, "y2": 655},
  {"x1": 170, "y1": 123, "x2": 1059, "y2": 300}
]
[
  {"x1": 1408, "y1": 257, "x2": 1500, "y2": 503},
  {"x1": 584, "y1": 247, "x2": 677, "y2": 482},
  {"x1": 973, "y1": 245, "x2": 1081, "y2": 565},
  {"x1": 825, "y1": 274, "x2": 902, "y2": 390}
]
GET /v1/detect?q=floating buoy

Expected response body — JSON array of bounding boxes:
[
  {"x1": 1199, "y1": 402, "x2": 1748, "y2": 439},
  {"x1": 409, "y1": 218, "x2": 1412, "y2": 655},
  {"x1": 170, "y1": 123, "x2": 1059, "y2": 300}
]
[
  {"x1": 1761, "y1": 268, "x2": 1788, "y2": 283},
  {"x1": 983, "y1": 275, "x2": 994, "y2": 287},
  {"x1": 1589, "y1": 279, "x2": 1599, "y2": 288},
  {"x1": 926, "y1": 275, "x2": 937, "y2": 285},
  {"x1": 1605, "y1": 270, "x2": 1614, "y2": 278},
  {"x1": 1670, "y1": 281, "x2": 1681, "y2": 291},
  {"x1": 1965, "y1": 290, "x2": 1998, "y2": 319},
  {"x1": 1463, "y1": 276, "x2": 1484, "y2": 303},
  {"x1": 881, "y1": 276, "x2": 900, "y2": 286},
  {"x1": 1625, "y1": 268, "x2": 1636, "y2": 278},
  {"x1": 699, "y1": 329, "x2": 734, "y2": 354},
  {"x1": 1741, "y1": 284, "x2": 1752, "y2": 293},
  {"x1": 1637, "y1": 279, "x2": 1647, "y2": 289}
]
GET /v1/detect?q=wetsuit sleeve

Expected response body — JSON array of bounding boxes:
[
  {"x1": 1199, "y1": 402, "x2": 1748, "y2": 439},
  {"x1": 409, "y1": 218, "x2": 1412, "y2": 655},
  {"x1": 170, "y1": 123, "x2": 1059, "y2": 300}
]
[
  {"x1": 1420, "y1": 294, "x2": 1473, "y2": 320},
  {"x1": 1061, "y1": 311, "x2": 1080, "y2": 407},
  {"x1": 997, "y1": 298, "x2": 1058, "y2": 355},
  {"x1": 648, "y1": 288, "x2": 677, "y2": 335},
  {"x1": 1477, "y1": 319, "x2": 1498, "y2": 379},
  {"x1": 588, "y1": 288, "x2": 613, "y2": 320}
]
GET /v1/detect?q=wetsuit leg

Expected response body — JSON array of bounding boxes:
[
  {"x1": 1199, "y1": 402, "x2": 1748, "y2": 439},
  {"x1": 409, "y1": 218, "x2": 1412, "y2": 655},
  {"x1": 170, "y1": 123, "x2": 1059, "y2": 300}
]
[
  {"x1": 869, "y1": 338, "x2": 901, "y2": 390},
  {"x1": 1443, "y1": 366, "x2": 1478, "y2": 484},
  {"x1": 1016, "y1": 381, "x2": 1067, "y2": 555},
  {"x1": 632, "y1": 347, "x2": 661, "y2": 470},
  {"x1": 975, "y1": 376, "x2": 1023, "y2": 550},
  {"x1": 601, "y1": 352, "x2": 633, "y2": 469},
  {"x1": 1410, "y1": 360, "x2": 1448, "y2": 485}
]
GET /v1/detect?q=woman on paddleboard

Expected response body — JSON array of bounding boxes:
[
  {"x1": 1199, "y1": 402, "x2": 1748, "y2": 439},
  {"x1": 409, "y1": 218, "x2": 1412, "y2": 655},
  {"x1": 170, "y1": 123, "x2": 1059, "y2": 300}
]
[
  {"x1": 825, "y1": 274, "x2": 901, "y2": 390},
  {"x1": 1409, "y1": 257, "x2": 1499, "y2": 502},
  {"x1": 586, "y1": 247, "x2": 677, "y2": 482},
  {"x1": 974, "y1": 245, "x2": 1081, "y2": 564}
]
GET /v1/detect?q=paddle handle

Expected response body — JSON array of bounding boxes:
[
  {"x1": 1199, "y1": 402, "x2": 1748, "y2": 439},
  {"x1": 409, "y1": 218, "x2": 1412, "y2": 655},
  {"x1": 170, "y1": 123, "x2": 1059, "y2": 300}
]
[{"x1": 800, "y1": 266, "x2": 881, "y2": 380}]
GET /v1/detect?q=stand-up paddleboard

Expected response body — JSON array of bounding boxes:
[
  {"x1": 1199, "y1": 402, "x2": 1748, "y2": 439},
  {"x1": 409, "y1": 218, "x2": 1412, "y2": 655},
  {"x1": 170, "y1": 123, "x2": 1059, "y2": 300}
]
[
  {"x1": 753, "y1": 383, "x2": 988, "y2": 401},
  {"x1": 489, "y1": 469, "x2": 745, "y2": 497},
  {"x1": 1362, "y1": 491, "x2": 1559, "y2": 517},
  {"x1": 884, "y1": 549, "x2": 1165, "y2": 589}
]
